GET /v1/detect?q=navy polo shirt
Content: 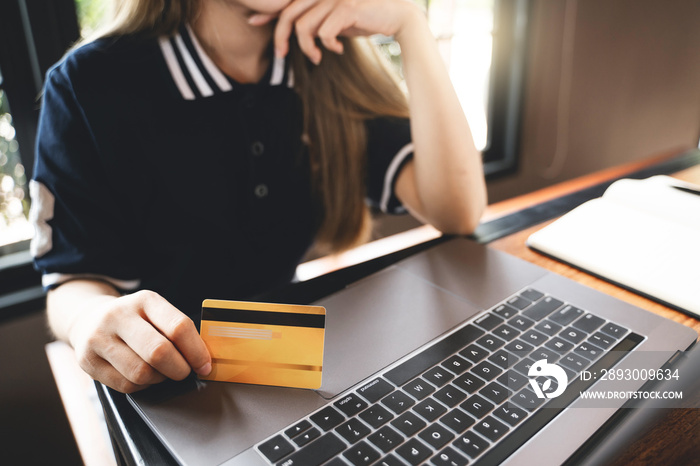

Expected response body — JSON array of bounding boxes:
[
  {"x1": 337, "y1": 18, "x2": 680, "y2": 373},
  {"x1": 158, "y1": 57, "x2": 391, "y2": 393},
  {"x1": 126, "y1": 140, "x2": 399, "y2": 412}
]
[{"x1": 31, "y1": 25, "x2": 414, "y2": 319}]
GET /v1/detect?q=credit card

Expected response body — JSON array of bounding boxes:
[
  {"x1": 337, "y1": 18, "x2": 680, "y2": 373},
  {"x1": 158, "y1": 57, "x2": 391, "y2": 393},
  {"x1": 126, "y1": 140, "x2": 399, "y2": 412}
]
[{"x1": 199, "y1": 299, "x2": 326, "y2": 389}]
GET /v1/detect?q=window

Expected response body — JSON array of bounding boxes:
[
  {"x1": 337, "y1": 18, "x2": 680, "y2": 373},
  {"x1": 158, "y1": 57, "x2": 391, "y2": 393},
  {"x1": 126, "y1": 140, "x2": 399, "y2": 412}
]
[
  {"x1": 0, "y1": 0, "x2": 81, "y2": 255},
  {"x1": 0, "y1": 86, "x2": 31, "y2": 248},
  {"x1": 426, "y1": 0, "x2": 529, "y2": 177}
]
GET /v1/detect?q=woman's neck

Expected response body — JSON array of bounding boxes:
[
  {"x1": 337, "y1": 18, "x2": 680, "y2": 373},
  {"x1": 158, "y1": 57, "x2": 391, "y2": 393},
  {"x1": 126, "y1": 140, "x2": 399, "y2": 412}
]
[{"x1": 191, "y1": 2, "x2": 273, "y2": 84}]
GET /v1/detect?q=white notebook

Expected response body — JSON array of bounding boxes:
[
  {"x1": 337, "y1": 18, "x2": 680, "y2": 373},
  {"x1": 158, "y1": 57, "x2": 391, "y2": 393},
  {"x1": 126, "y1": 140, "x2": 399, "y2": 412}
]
[{"x1": 527, "y1": 175, "x2": 700, "y2": 317}]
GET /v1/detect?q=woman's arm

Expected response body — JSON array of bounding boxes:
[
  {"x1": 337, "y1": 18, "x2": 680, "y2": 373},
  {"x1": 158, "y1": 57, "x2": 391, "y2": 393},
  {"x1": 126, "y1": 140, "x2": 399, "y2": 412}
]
[
  {"x1": 392, "y1": 6, "x2": 487, "y2": 234},
  {"x1": 48, "y1": 280, "x2": 211, "y2": 393},
  {"x1": 268, "y1": 0, "x2": 487, "y2": 234}
]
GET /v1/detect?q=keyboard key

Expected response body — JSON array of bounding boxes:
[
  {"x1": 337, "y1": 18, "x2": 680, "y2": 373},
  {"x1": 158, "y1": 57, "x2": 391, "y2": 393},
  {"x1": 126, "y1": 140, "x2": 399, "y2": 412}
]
[
  {"x1": 511, "y1": 388, "x2": 545, "y2": 411},
  {"x1": 479, "y1": 382, "x2": 510, "y2": 405},
  {"x1": 357, "y1": 378, "x2": 394, "y2": 403},
  {"x1": 572, "y1": 313, "x2": 606, "y2": 333},
  {"x1": 343, "y1": 440, "x2": 380, "y2": 466},
  {"x1": 474, "y1": 415, "x2": 509, "y2": 442},
  {"x1": 549, "y1": 305, "x2": 583, "y2": 326},
  {"x1": 453, "y1": 431, "x2": 489, "y2": 459},
  {"x1": 559, "y1": 353, "x2": 590, "y2": 372},
  {"x1": 534, "y1": 320, "x2": 562, "y2": 337},
  {"x1": 359, "y1": 405, "x2": 394, "y2": 429},
  {"x1": 513, "y1": 358, "x2": 537, "y2": 377},
  {"x1": 285, "y1": 419, "x2": 311, "y2": 439},
  {"x1": 396, "y1": 438, "x2": 433, "y2": 465},
  {"x1": 493, "y1": 324, "x2": 521, "y2": 341},
  {"x1": 474, "y1": 313, "x2": 504, "y2": 331},
  {"x1": 559, "y1": 327, "x2": 588, "y2": 344},
  {"x1": 601, "y1": 322, "x2": 627, "y2": 339},
  {"x1": 278, "y1": 432, "x2": 345, "y2": 466},
  {"x1": 434, "y1": 384, "x2": 468, "y2": 408},
  {"x1": 529, "y1": 347, "x2": 562, "y2": 363},
  {"x1": 310, "y1": 406, "x2": 345, "y2": 431},
  {"x1": 442, "y1": 355, "x2": 472, "y2": 375},
  {"x1": 520, "y1": 288, "x2": 545, "y2": 302},
  {"x1": 382, "y1": 391, "x2": 416, "y2": 414},
  {"x1": 497, "y1": 370, "x2": 529, "y2": 391},
  {"x1": 488, "y1": 349, "x2": 513, "y2": 369},
  {"x1": 562, "y1": 366, "x2": 577, "y2": 384},
  {"x1": 385, "y1": 324, "x2": 484, "y2": 386},
  {"x1": 574, "y1": 341, "x2": 604, "y2": 360},
  {"x1": 391, "y1": 412, "x2": 426, "y2": 436},
  {"x1": 544, "y1": 337, "x2": 574, "y2": 354},
  {"x1": 491, "y1": 303, "x2": 518, "y2": 319},
  {"x1": 504, "y1": 339, "x2": 534, "y2": 355},
  {"x1": 588, "y1": 331, "x2": 615, "y2": 349},
  {"x1": 522, "y1": 296, "x2": 563, "y2": 321},
  {"x1": 461, "y1": 394, "x2": 494, "y2": 419},
  {"x1": 414, "y1": 398, "x2": 448, "y2": 422},
  {"x1": 324, "y1": 459, "x2": 348, "y2": 466},
  {"x1": 424, "y1": 366, "x2": 455, "y2": 387},
  {"x1": 521, "y1": 329, "x2": 549, "y2": 346},
  {"x1": 258, "y1": 435, "x2": 294, "y2": 463},
  {"x1": 420, "y1": 423, "x2": 455, "y2": 449},
  {"x1": 459, "y1": 344, "x2": 488, "y2": 363},
  {"x1": 493, "y1": 405, "x2": 527, "y2": 426},
  {"x1": 336, "y1": 418, "x2": 371, "y2": 444},
  {"x1": 440, "y1": 408, "x2": 475, "y2": 434},
  {"x1": 404, "y1": 378, "x2": 436, "y2": 400},
  {"x1": 432, "y1": 447, "x2": 469, "y2": 466},
  {"x1": 368, "y1": 425, "x2": 404, "y2": 453},
  {"x1": 508, "y1": 315, "x2": 535, "y2": 331},
  {"x1": 476, "y1": 334, "x2": 506, "y2": 351},
  {"x1": 335, "y1": 393, "x2": 368, "y2": 417},
  {"x1": 507, "y1": 295, "x2": 531, "y2": 310},
  {"x1": 453, "y1": 373, "x2": 486, "y2": 393},
  {"x1": 473, "y1": 360, "x2": 502, "y2": 381},
  {"x1": 293, "y1": 427, "x2": 321, "y2": 447},
  {"x1": 375, "y1": 454, "x2": 403, "y2": 466}
]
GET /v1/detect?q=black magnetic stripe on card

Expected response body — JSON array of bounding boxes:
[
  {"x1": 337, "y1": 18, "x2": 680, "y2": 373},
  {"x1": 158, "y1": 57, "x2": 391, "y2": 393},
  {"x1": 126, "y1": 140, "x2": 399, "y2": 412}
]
[{"x1": 201, "y1": 308, "x2": 325, "y2": 328}]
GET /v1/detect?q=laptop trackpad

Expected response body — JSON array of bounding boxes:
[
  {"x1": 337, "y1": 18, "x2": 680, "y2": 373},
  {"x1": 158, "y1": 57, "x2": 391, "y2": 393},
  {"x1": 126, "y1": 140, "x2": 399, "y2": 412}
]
[{"x1": 315, "y1": 265, "x2": 482, "y2": 399}]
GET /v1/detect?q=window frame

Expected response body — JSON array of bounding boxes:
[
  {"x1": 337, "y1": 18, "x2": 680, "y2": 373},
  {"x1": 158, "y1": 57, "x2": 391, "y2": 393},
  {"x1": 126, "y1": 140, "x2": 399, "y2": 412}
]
[
  {"x1": 0, "y1": 1, "x2": 80, "y2": 313},
  {"x1": 481, "y1": 0, "x2": 530, "y2": 179}
]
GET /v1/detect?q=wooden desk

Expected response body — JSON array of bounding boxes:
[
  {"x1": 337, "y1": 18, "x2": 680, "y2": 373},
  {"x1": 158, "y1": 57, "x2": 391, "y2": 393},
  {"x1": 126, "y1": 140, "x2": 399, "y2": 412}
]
[{"x1": 48, "y1": 149, "x2": 700, "y2": 465}]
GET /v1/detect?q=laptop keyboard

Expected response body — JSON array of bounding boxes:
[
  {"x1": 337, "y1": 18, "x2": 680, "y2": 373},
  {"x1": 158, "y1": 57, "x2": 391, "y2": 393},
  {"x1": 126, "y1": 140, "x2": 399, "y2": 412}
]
[{"x1": 256, "y1": 288, "x2": 644, "y2": 466}]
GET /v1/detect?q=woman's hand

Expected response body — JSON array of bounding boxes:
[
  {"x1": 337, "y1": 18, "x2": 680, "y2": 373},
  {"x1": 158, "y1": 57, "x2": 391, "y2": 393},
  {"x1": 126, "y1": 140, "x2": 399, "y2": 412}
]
[
  {"x1": 249, "y1": 0, "x2": 424, "y2": 64},
  {"x1": 48, "y1": 281, "x2": 211, "y2": 393}
]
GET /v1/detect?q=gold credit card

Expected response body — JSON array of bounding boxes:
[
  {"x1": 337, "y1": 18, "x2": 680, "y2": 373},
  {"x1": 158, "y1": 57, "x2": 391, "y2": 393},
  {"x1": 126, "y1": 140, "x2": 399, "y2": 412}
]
[{"x1": 199, "y1": 299, "x2": 325, "y2": 389}]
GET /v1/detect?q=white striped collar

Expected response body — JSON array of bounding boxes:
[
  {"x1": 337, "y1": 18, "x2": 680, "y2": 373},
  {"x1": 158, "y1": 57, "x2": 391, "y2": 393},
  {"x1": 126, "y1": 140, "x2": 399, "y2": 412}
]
[{"x1": 158, "y1": 25, "x2": 292, "y2": 100}]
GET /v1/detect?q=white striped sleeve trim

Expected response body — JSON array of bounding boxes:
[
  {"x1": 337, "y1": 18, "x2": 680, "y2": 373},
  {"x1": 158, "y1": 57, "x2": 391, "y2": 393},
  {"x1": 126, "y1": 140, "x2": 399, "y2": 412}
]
[
  {"x1": 270, "y1": 55, "x2": 285, "y2": 86},
  {"x1": 42, "y1": 273, "x2": 141, "y2": 291},
  {"x1": 287, "y1": 67, "x2": 295, "y2": 88},
  {"x1": 380, "y1": 142, "x2": 414, "y2": 213},
  {"x1": 186, "y1": 24, "x2": 232, "y2": 92},
  {"x1": 174, "y1": 33, "x2": 213, "y2": 98},
  {"x1": 159, "y1": 37, "x2": 195, "y2": 100}
]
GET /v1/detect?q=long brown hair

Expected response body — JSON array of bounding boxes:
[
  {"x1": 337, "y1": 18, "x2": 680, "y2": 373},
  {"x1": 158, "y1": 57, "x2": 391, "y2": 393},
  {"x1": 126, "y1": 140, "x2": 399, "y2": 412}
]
[{"x1": 96, "y1": 0, "x2": 410, "y2": 252}]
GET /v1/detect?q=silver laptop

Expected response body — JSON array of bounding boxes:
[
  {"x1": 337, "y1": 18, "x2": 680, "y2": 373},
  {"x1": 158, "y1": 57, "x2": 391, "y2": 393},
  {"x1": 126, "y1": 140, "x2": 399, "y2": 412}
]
[{"x1": 128, "y1": 238, "x2": 697, "y2": 465}]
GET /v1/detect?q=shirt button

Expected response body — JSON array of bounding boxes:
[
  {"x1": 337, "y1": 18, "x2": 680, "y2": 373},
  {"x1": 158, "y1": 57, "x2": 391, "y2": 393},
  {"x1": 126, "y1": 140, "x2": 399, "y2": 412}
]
[
  {"x1": 254, "y1": 184, "x2": 268, "y2": 198},
  {"x1": 242, "y1": 93, "x2": 255, "y2": 108},
  {"x1": 251, "y1": 141, "x2": 264, "y2": 156}
]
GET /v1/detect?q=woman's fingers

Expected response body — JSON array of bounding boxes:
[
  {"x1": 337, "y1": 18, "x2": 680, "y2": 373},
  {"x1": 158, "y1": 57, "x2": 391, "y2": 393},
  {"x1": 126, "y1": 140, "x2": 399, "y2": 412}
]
[
  {"x1": 272, "y1": 0, "x2": 415, "y2": 63},
  {"x1": 93, "y1": 337, "x2": 168, "y2": 391},
  {"x1": 274, "y1": 0, "x2": 320, "y2": 58},
  {"x1": 138, "y1": 291, "x2": 212, "y2": 377},
  {"x1": 70, "y1": 290, "x2": 211, "y2": 393}
]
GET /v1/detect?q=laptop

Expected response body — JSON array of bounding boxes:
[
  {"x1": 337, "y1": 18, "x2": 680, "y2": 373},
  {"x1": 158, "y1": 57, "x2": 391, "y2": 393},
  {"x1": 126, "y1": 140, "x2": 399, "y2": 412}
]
[{"x1": 128, "y1": 238, "x2": 697, "y2": 465}]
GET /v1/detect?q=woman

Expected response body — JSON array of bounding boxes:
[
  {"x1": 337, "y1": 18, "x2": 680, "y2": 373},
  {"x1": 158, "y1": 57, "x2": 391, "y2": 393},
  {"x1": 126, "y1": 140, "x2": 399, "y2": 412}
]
[{"x1": 31, "y1": 0, "x2": 486, "y2": 393}]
